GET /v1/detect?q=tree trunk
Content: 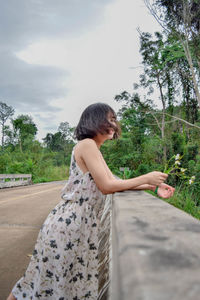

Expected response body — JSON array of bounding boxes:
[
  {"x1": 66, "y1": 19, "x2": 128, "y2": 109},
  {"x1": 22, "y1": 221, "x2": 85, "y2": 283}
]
[
  {"x1": 19, "y1": 138, "x2": 23, "y2": 153},
  {"x1": 157, "y1": 74, "x2": 167, "y2": 162},
  {"x1": 181, "y1": 3, "x2": 200, "y2": 108},
  {"x1": 197, "y1": 60, "x2": 200, "y2": 70},
  {"x1": 1, "y1": 121, "x2": 4, "y2": 150},
  {"x1": 144, "y1": 0, "x2": 200, "y2": 108},
  {"x1": 182, "y1": 40, "x2": 200, "y2": 108}
]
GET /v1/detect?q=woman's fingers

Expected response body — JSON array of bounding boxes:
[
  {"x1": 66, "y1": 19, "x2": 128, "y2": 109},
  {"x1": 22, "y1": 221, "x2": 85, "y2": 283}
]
[
  {"x1": 158, "y1": 189, "x2": 171, "y2": 199},
  {"x1": 161, "y1": 183, "x2": 175, "y2": 193},
  {"x1": 157, "y1": 183, "x2": 175, "y2": 199},
  {"x1": 151, "y1": 172, "x2": 168, "y2": 185},
  {"x1": 158, "y1": 173, "x2": 168, "y2": 185}
]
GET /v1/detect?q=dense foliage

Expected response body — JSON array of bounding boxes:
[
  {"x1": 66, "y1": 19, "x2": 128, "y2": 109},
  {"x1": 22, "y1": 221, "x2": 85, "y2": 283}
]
[
  {"x1": 101, "y1": 92, "x2": 200, "y2": 209},
  {"x1": 0, "y1": 115, "x2": 74, "y2": 183}
]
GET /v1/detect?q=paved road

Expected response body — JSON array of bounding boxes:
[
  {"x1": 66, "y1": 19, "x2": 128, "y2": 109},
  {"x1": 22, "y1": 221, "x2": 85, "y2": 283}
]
[{"x1": 0, "y1": 181, "x2": 65, "y2": 300}]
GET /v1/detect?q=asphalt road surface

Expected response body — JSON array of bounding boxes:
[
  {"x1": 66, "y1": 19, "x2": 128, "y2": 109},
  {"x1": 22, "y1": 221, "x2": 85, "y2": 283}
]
[{"x1": 0, "y1": 181, "x2": 66, "y2": 300}]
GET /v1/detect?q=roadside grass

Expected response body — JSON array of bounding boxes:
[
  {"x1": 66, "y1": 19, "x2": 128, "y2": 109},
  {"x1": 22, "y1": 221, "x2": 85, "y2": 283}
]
[
  {"x1": 33, "y1": 165, "x2": 69, "y2": 184},
  {"x1": 164, "y1": 188, "x2": 200, "y2": 221},
  {"x1": 148, "y1": 187, "x2": 200, "y2": 221}
]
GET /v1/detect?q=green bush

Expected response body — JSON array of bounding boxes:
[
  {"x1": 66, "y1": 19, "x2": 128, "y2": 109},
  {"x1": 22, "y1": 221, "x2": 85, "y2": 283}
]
[{"x1": 32, "y1": 165, "x2": 69, "y2": 183}]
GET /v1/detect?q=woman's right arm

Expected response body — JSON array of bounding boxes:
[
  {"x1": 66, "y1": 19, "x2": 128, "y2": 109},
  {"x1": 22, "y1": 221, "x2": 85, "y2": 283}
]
[{"x1": 79, "y1": 139, "x2": 168, "y2": 195}]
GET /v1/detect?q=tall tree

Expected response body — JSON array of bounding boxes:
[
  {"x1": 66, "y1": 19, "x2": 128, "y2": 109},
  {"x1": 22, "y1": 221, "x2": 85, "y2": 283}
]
[
  {"x1": 58, "y1": 122, "x2": 74, "y2": 142},
  {"x1": 43, "y1": 133, "x2": 54, "y2": 149},
  {"x1": 144, "y1": 0, "x2": 200, "y2": 107},
  {"x1": 137, "y1": 31, "x2": 172, "y2": 161},
  {"x1": 0, "y1": 101, "x2": 14, "y2": 149},
  {"x1": 160, "y1": 37, "x2": 199, "y2": 122},
  {"x1": 115, "y1": 91, "x2": 153, "y2": 151},
  {"x1": 43, "y1": 132, "x2": 65, "y2": 152},
  {"x1": 12, "y1": 115, "x2": 37, "y2": 152}
]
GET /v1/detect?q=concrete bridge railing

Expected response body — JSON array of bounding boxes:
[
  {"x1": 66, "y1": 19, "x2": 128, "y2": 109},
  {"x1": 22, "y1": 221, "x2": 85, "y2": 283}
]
[
  {"x1": 0, "y1": 174, "x2": 32, "y2": 188},
  {"x1": 102, "y1": 190, "x2": 200, "y2": 300}
]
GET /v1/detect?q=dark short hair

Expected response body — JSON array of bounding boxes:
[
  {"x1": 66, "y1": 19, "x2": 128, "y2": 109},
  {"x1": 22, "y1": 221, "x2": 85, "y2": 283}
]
[{"x1": 74, "y1": 102, "x2": 121, "y2": 140}]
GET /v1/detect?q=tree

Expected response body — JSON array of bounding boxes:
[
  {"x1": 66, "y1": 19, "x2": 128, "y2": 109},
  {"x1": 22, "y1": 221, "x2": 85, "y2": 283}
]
[
  {"x1": 160, "y1": 36, "x2": 199, "y2": 124},
  {"x1": 0, "y1": 101, "x2": 14, "y2": 149},
  {"x1": 113, "y1": 91, "x2": 157, "y2": 169},
  {"x1": 43, "y1": 123, "x2": 75, "y2": 158},
  {"x1": 137, "y1": 31, "x2": 173, "y2": 161},
  {"x1": 12, "y1": 115, "x2": 37, "y2": 152},
  {"x1": 144, "y1": 0, "x2": 200, "y2": 107},
  {"x1": 115, "y1": 91, "x2": 153, "y2": 141},
  {"x1": 3, "y1": 125, "x2": 15, "y2": 149},
  {"x1": 43, "y1": 133, "x2": 54, "y2": 149},
  {"x1": 43, "y1": 132, "x2": 65, "y2": 152},
  {"x1": 58, "y1": 122, "x2": 74, "y2": 142}
]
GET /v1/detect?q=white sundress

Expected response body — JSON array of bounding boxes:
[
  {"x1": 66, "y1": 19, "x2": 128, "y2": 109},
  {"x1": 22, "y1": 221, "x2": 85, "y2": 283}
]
[{"x1": 12, "y1": 147, "x2": 107, "y2": 300}]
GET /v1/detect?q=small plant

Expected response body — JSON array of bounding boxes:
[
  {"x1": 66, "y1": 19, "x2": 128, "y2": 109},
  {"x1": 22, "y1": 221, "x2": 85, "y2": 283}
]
[
  {"x1": 118, "y1": 167, "x2": 132, "y2": 179},
  {"x1": 164, "y1": 153, "x2": 182, "y2": 175},
  {"x1": 164, "y1": 153, "x2": 196, "y2": 186},
  {"x1": 123, "y1": 167, "x2": 132, "y2": 179}
]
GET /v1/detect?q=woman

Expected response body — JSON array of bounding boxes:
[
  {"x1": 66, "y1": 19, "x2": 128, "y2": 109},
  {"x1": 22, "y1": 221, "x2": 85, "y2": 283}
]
[{"x1": 8, "y1": 103, "x2": 174, "y2": 300}]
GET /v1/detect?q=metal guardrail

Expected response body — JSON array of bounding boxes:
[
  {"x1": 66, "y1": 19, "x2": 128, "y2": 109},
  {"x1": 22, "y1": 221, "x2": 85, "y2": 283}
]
[{"x1": 0, "y1": 174, "x2": 32, "y2": 188}]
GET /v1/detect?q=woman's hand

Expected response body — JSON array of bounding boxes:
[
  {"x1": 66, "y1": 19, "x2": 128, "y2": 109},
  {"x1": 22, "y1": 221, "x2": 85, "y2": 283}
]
[
  {"x1": 145, "y1": 171, "x2": 168, "y2": 186},
  {"x1": 156, "y1": 183, "x2": 175, "y2": 199}
]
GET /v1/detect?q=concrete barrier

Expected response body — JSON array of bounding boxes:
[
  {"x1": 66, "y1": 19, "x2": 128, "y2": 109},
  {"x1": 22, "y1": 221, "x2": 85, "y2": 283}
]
[
  {"x1": 109, "y1": 190, "x2": 200, "y2": 300},
  {"x1": 0, "y1": 174, "x2": 32, "y2": 188}
]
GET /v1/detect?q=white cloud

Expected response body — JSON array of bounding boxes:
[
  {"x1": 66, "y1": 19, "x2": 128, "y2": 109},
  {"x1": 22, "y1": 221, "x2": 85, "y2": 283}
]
[{"x1": 16, "y1": 0, "x2": 161, "y2": 140}]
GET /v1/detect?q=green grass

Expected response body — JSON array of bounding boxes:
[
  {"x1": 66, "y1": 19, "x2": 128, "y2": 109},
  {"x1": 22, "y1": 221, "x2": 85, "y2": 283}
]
[
  {"x1": 32, "y1": 165, "x2": 69, "y2": 184},
  {"x1": 164, "y1": 188, "x2": 200, "y2": 220},
  {"x1": 148, "y1": 187, "x2": 200, "y2": 221}
]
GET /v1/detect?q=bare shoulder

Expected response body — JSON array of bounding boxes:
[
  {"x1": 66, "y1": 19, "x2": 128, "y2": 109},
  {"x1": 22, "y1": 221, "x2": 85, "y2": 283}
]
[
  {"x1": 75, "y1": 139, "x2": 99, "y2": 157},
  {"x1": 75, "y1": 138, "x2": 98, "y2": 152}
]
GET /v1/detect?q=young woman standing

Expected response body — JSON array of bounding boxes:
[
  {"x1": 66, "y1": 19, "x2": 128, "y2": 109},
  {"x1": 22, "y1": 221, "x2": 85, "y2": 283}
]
[{"x1": 7, "y1": 103, "x2": 174, "y2": 300}]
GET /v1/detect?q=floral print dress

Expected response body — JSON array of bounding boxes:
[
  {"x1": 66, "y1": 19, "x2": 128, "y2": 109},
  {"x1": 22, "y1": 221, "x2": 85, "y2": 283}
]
[{"x1": 12, "y1": 147, "x2": 106, "y2": 300}]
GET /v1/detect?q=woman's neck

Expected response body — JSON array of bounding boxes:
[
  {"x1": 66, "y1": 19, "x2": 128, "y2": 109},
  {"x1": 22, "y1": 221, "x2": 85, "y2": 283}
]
[{"x1": 92, "y1": 135, "x2": 105, "y2": 149}]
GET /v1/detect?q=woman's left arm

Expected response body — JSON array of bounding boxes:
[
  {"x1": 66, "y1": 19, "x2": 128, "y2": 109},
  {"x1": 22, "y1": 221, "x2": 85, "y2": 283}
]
[
  {"x1": 132, "y1": 184, "x2": 155, "y2": 191},
  {"x1": 101, "y1": 153, "x2": 175, "y2": 198},
  {"x1": 133, "y1": 182, "x2": 175, "y2": 199}
]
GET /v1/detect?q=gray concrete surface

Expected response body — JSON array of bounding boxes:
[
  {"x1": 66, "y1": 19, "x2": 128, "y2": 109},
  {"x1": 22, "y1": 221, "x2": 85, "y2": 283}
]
[
  {"x1": 0, "y1": 181, "x2": 65, "y2": 300},
  {"x1": 110, "y1": 190, "x2": 200, "y2": 300}
]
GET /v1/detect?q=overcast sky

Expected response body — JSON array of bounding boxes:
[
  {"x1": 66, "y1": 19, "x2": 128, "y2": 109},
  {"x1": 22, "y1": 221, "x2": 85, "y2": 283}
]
[{"x1": 0, "y1": 0, "x2": 161, "y2": 141}]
